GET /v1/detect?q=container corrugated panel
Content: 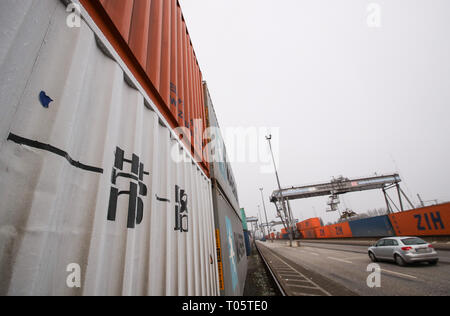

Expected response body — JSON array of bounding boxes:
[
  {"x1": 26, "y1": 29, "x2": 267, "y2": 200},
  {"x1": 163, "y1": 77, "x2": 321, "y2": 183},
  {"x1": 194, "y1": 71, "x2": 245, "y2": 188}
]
[
  {"x1": 79, "y1": 0, "x2": 208, "y2": 174},
  {"x1": 389, "y1": 203, "x2": 450, "y2": 237},
  {"x1": 348, "y1": 215, "x2": 395, "y2": 238},
  {"x1": 315, "y1": 227, "x2": 330, "y2": 239},
  {"x1": 0, "y1": 0, "x2": 219, "y2": 296},
  {"x1": 297, "y1": 218, "x2": 322, "y2": 231},
  {"x1": 301, "y1": 229, "x2": 317, "y2": 239},
  {"x1": 203, "y1": 83, "x2": 239, "y2": 211},
  {"x1": 327, "y1": 222, "x2": 353, "y2": 238}
]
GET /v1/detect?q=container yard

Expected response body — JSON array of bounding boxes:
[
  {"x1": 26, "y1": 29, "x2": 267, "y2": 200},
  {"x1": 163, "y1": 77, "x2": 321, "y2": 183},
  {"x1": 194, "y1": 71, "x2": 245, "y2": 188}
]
[
  {"x1": 1, "y1": 0, "x2": 450, "y2": 301},
  {"x1": 270, "y1": 203, "x2": 450, "y2": 241}
]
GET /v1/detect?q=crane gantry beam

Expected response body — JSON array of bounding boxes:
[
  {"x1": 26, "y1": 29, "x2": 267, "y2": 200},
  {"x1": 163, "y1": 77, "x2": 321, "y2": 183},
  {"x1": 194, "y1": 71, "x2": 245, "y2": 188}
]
[{"x1": 270, "y1": 174, "x2": 401, "y2": 202}]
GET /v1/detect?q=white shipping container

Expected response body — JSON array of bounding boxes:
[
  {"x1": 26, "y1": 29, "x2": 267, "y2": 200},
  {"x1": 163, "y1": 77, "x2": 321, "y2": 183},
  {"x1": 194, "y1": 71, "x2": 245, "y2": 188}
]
[
  {"x1": 203, "y1": 83, "x2": 240, "y2": 213},
  {"x1": 0, "y1": 0, "x2": 219, "y2": 296}
]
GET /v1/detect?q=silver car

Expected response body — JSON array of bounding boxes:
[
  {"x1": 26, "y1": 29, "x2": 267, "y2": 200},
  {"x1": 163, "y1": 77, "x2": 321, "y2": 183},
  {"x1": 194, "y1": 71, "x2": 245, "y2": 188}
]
[{"x1": 368, "y1": 237, "x2": 439, "y2": 266}]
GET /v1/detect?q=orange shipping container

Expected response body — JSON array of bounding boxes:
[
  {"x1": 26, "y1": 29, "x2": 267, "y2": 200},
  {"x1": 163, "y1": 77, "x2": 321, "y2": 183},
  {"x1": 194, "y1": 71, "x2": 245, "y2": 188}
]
[
  {"x1": 80, "y1": 0, "x2": 208, "y2": 174},
  {"x1": 315, "y1": 227, "x2": 330, "y2": 239},
  {"x1": 327, "y1": 222, "x2": 353, "y2": 238},
  {"x1": 297, "y1": 218, "x2": 322, "y2": 231},
  {"x1": 301, "y1": 229, "x2": 317, "y2": 239},
  {"x1": 389, "y1": 203, "x2": 450, "y2": 236}
]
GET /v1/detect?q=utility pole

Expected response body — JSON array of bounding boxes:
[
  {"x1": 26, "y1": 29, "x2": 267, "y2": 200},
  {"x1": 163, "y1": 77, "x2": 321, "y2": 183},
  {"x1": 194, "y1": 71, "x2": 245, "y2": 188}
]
[
  {"x1": 259, "y1": 188, "x2": 272, "y2": 242},
  {"x1": 266, "y1": 135, "x2": 294, "y2": 246},
  {"x1": 257, "y1": 205, "x2": 264, "y2": 239}
]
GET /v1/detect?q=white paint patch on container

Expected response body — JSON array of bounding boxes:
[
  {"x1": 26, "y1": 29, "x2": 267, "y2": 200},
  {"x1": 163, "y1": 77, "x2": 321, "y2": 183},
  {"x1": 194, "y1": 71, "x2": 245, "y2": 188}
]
[{"x1": 0, "y1": 0, "x2": 219, "y2": 296}]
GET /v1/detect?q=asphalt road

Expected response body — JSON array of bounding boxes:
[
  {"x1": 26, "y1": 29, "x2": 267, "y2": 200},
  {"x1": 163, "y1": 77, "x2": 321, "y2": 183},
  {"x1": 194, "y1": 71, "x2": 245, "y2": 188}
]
[{"x1": 261, "y1": 241, "x2": 450, "y2": 296}]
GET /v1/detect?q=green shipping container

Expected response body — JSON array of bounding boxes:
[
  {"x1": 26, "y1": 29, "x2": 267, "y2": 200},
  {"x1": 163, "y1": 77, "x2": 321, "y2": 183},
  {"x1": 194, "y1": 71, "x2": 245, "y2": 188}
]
[{"x1": 240, "y1": 208, "x2": 248, "y2": 231}]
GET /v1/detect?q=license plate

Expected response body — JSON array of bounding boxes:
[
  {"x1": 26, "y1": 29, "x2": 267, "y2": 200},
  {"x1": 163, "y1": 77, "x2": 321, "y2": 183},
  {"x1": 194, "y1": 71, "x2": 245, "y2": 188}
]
[{"x1": 416, "y1": 248, "x2": 428, "y2": 253}]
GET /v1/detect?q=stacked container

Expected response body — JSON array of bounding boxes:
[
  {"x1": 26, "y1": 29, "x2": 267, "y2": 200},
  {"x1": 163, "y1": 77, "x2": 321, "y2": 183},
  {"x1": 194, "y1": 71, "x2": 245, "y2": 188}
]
[
  {"x1": 296, "y1": 217, "x2": 322, "y2": 239},
  {"x1": 389, "y1": 203, "x2": 450, "y2": 237},
  {"x1": 79, "y1": 0, "x2": 209, "y2": 174},
  {"x1": 203, "y1": 83, "x2": 247, "y2": 296},
  {"x1": 0, "y1": 0, "x2": 243, "y2": 296},
  {"x1": 348, "y1": 215, "x2": 394, "y2": 238}
]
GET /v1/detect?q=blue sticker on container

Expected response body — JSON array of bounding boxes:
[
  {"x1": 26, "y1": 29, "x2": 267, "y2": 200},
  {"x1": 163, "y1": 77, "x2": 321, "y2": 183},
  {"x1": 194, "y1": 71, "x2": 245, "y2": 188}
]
[{"x1": 39, "y1": 91, "x2": 53, "y2": 108}]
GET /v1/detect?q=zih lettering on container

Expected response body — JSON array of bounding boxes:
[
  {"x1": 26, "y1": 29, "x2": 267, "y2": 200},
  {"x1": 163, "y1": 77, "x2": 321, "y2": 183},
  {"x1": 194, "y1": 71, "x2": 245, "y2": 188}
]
[{"x1": 415, "y1": 212, "x2": 445, "y2": 231}]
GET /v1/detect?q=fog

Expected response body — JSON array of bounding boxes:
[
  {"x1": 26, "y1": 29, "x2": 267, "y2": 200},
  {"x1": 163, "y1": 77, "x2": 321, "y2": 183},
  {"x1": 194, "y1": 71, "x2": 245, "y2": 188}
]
[{"x1": 180, "y1": 0, "x2": 450, "y2": 227}]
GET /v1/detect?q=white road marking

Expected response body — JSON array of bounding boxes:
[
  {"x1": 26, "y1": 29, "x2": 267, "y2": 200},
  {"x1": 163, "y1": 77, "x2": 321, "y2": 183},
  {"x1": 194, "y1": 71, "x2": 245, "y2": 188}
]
[
  {"x1": 304, "y1": 247, "x2": 323, "y2": 252},
  {"x1": 281, "y1": 274, "x2": 303, "y2": 277},
  {"x1": 269, "y1": 250, "x2": 332, "y2": 296},
  {"x1": 289, "y1": 284, "x2": 320, "y2": 290},
  {"x1": 292, "y1": 292, "x2": 320, "y2": 296},
  {"x1": 381, "y1": 269, "x2": 418, "y2": 280},
  {"x1": 327, "y1": 257, "x2": 353, "y2": 264},
  {"x1": 345, "y1": 256, "x2": 366, "y2": 260},
  {"x1": 286, "y1": 279, "x2": 309, "y2": 284},
  {"x1": 298, "y1": 249, "x2": 320, "y2": 256}
]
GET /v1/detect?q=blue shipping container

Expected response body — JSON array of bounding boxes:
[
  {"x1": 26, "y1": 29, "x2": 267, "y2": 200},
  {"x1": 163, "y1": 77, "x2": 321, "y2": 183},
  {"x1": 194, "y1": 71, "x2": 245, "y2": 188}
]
[{"x1": 348, "y1": 215, "x2": 395, "y2": 237}]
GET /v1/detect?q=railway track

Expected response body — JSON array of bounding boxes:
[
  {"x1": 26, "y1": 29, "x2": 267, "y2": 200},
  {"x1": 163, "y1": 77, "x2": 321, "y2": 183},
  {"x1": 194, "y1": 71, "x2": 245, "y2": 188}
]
[{"x1": 255, "y1": 241, "x2": 332, "y2": 296}]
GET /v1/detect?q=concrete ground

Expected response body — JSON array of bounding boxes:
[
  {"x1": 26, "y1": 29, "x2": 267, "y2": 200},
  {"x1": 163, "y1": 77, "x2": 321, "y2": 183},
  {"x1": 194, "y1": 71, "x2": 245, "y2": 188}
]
[
  {"x1": 258, "y1": 240, "x2": 450, "y2": 296},
  {"x1": 299, "y1": 237, "x2": 450, "y2": 250}
]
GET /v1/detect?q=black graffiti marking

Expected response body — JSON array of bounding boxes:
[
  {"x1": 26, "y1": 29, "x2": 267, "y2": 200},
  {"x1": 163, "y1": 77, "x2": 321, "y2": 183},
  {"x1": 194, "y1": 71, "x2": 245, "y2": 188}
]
[
  {"x1": 156, "y1": 195, "x2": 171, "y2": 203},
  {"x1": 7, "y1": 133, "x2": 103, "y2": 174},
  {"x1": 108, "y1": 183, "x2": 144, "y2": 229},
  {"x1": 234, "y1": 232, "x2": 246, "y2": 263},
  {"x1": 174, "y1": 185, "x2": 188, "y2": 233},
  {"x1": 107, "y1": 147, "x2": 149, "y2": 229}
]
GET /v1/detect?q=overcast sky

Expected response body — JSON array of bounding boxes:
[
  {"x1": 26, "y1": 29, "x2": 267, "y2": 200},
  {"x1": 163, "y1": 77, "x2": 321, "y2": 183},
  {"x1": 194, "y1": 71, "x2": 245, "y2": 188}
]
[{"x1": 179, "y1": 0, "x2": 450, "y2": 226}]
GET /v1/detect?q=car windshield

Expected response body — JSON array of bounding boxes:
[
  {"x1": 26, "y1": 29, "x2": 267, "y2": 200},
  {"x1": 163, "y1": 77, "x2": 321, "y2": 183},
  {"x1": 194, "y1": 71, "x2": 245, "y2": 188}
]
[{"x1": 401, "y1": 238, "x2": 427, "y2": 245}]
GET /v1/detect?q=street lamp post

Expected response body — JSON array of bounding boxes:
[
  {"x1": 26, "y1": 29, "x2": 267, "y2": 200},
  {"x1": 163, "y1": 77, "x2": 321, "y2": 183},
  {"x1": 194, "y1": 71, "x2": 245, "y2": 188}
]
[
  {"x1": 266, "y1": 135, "x2": 295, "y2": 247},
  {"x1": 257, "y1": 205, "x2": 264, "y2": 239}
]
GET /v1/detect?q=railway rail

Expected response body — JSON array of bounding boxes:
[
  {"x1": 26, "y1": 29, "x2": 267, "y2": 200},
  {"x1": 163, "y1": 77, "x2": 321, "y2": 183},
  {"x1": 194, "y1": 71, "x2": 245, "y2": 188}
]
[{"x1": 255, "y1": 241, "x2": 332, "y2": 296}]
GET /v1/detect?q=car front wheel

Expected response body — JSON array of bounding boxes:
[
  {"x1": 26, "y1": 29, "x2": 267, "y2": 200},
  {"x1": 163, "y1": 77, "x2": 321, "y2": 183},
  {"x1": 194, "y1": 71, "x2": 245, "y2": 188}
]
[{"x1": 369, "y1": 252, "x2": 378, "y2": 262}]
